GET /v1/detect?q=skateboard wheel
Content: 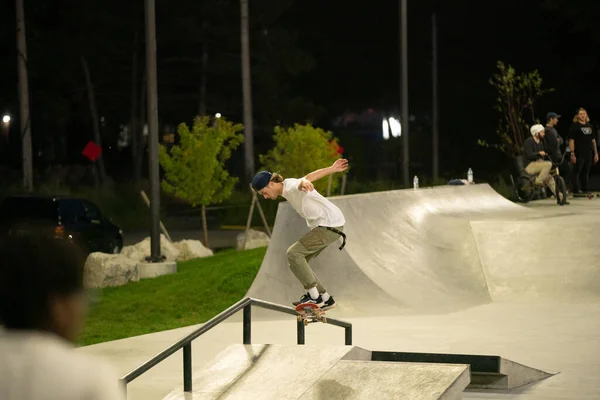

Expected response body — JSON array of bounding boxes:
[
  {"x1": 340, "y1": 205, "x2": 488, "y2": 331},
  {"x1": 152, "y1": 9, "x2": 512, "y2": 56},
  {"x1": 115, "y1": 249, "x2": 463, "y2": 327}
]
[
  {"x1": 303, "y1": 320, "x2": 308, "y2": 326},
  {"x1": 297, "y1": 315, "x2": 302, "y2": 322},
  {"x1": 321, "y1": 317, "x2": 327, "y2": 323}
]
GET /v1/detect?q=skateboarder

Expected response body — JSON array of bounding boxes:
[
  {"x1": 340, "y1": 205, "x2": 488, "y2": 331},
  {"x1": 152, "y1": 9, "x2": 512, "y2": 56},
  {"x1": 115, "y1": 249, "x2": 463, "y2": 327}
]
[{"x1": 251, "y1": 159, "x2": 349, "y2": 310}]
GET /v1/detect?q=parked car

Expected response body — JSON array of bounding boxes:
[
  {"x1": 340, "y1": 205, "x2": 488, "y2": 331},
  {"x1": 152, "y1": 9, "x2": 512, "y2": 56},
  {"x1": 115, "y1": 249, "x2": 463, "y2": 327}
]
[{"x1": 0, "y1": 194, "x2": 123, "y2": 254}]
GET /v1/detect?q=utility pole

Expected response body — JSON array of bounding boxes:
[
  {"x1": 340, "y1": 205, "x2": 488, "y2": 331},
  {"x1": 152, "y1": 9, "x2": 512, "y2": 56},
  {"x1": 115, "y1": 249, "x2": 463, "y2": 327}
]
[
  {"x1": 432, "y1": 13, "x2": 439, "y2": 181},
  {"x1": 144, "y1": 0, "x2": 161, "y2": 260},
  {"x1": 400, "y1": 0, "x2": 409, "y2": 187},
  {"x1": 241, "y1": 0, "x2": 255, "y2": 179},
  {"x1": 16, "y1": 0, "x2": 33, "y2": 192}
]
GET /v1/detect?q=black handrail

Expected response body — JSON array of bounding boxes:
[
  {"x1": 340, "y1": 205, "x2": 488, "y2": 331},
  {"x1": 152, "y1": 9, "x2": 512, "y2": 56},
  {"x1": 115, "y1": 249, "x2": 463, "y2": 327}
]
[{"x1": 119, "y1": 297, "x2": 352, "y2": 395}]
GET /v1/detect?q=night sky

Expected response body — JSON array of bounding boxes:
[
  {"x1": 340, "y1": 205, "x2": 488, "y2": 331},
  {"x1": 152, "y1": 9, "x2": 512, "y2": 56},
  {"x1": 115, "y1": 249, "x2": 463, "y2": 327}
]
[{"x1": 0, "y1": 0, "x2": 598, "y2": 183}]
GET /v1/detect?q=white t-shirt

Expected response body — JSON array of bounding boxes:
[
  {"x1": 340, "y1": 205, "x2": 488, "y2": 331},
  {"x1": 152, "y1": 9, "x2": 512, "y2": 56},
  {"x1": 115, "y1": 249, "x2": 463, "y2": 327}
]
[
  {"x1": 0, "y1": 331, "x2": 124, "y2": 400},
  {"x1": 282, "y1": 178, "x2": 345, "y2": 230}
]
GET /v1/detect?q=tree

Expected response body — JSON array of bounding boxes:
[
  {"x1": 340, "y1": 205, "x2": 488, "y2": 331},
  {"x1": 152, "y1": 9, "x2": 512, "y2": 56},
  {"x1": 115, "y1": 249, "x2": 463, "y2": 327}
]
[
  {"x1": 159, "y1": 116, "x2": 244, "y2": 247},
  {"x1": 259, "y1": 124, "x2": 343, "y2": 194},
  {"x1": 479, "y1": 61, "x2": 553, "y2": 161}
]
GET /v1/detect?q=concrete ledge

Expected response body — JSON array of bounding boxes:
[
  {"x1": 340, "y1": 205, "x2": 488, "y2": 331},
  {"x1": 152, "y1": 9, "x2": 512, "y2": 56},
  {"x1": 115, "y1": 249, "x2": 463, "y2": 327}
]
[
  {"x1": 163, "y1": 344, "x2": 470, "y2": 400},
  {"x1": 138, "y1": 261, "x2": 177, "y2": 279}
]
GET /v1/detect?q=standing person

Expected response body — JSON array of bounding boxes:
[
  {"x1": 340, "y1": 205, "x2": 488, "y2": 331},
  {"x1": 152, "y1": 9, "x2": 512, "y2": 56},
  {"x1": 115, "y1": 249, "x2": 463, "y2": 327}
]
[
  {"x1": 0, "y1": 235, "x2": 124, "y2": 400},
  {"x1": 544, "y1": 112, "x2": 563, "y2": 163},
  {"x1": 569, "y1": 107, "x2": 598, "y2": 194},
  {"x1": 251, "y1": 159, "x2": 349, "y2": 309},
  {"x1": 545, "y1": 112, "x2": 571, "y2": 191}
]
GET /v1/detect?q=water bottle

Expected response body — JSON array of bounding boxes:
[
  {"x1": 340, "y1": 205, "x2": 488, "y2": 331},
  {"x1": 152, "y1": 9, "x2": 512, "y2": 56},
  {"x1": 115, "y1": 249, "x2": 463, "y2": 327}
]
[
  {"x1": 467, "y1": 168, "x2": 473, "y2": 184},
  {"x1": 413, "y1": 175, "x2": 419, "y2": 189}
]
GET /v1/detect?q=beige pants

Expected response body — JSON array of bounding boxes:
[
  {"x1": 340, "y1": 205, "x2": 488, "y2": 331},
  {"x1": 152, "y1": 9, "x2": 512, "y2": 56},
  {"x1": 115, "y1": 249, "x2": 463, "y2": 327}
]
[
  {"x1": 525, "y1": 160, "x2": 556, "y2": 195},
  {"x1": 286, "y1": 226, "x2": 344, "y2": 293}
]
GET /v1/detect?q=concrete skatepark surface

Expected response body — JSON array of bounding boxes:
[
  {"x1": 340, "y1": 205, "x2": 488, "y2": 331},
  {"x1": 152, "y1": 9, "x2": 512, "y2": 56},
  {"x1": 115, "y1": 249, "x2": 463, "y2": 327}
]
[
  {"x1": 161, "y1": 344, "x2": 470, "y2": 400},
  {"x1": 79, "y1": 185, "x2": 600, "y2": 399}
]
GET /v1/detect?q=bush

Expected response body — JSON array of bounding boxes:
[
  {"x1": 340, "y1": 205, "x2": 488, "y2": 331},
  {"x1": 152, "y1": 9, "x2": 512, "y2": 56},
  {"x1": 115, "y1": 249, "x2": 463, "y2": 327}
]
[{"x1": 259, "y1": 123, "x2": 343, "y2": 194}]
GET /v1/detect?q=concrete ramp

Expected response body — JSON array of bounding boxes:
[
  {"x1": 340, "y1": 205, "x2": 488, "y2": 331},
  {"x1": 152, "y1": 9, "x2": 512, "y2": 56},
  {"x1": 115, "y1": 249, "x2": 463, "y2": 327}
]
[
  {"x1": 163, "y1": 344, "x2": 470, "y2": 400},
  {"x1": 246, "y1": 184, "x2": 524, "y2": 315},
  {"x1": 246, "y1": 183, "x2": 600, "y2": 315}
]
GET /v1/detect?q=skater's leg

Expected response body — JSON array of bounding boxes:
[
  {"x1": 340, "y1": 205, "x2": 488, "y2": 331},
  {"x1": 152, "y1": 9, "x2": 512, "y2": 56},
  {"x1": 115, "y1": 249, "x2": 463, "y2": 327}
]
[
  {"x1": 287, "y1": 240, "x2": 327, "y2": 295},
  {"x1": 287, "y1": 227, "x2": 344, "y2": 296}
]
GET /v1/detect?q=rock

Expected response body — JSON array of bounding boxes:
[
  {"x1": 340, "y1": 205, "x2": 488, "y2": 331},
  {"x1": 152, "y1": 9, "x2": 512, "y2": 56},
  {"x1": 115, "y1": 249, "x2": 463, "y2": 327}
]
[
  {"x1": 84, "y1": 253, "x2": 139, "y2": 288},
  {"x1": 119, "y1": 245, "x2": 142, "y2": 262},
  {"x1": 236, "y1": 229, "x2": 270, "y2": 251},
  {"x1": 121, "y1": 234, "x2": 180, "y2": 262},
  {"x1": 174, "y1": 240, "x2": 214, "y2": 261},
  {"x1": 83, "y1": 236, "x2": 216, "y2": 289}
]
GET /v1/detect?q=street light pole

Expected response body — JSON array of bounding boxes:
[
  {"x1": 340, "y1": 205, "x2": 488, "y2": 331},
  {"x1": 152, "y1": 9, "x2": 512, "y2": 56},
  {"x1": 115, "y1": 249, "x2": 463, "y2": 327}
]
[
  {"x1": 432, "y1": 13, "x2": 439, "y2": 181},
  {"x1": 16, "y1": 0, "x2": 33, "y2": 192},
  {"x1": 400, "y1": 0, "x2": 409, "y2": 188},
  {"x1": 144, "y1": 0, "x2": 162, "y2": 261},
  {"x1": 240, "y1": 0, "x2": 255, "y2": 179}
]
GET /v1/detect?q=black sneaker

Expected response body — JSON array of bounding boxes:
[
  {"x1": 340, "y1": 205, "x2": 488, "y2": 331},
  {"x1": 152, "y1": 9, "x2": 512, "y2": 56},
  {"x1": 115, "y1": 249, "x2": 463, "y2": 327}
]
[
  {"x1": 321, "y1": 296, "x2": 336, "y2": 311},
  {"x1": 292, "y1": 292, "x2": 324, "y2": 307}
]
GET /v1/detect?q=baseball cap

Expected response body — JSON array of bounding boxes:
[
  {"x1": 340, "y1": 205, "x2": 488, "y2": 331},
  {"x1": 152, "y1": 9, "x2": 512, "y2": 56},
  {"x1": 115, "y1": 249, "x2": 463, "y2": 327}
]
[
  {"x1": 546, "y1": 112, "x2": 561, "y2": 121},
  {"x1": 251, "y1": 171, "x2": 272, "y2": 191}
]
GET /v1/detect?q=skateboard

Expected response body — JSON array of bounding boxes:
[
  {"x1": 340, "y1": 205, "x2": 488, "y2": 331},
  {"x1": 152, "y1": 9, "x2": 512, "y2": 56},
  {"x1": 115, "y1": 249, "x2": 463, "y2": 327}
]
[{"x1": 295, "y1": 303, "x2": 327, "y2": 326}]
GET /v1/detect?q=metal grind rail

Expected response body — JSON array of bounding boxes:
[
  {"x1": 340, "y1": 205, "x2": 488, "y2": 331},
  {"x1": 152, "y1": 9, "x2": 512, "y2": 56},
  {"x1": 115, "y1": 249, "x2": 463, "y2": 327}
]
[{"x1": 120, "y1": 297, "x2": 352, "y2": 394}]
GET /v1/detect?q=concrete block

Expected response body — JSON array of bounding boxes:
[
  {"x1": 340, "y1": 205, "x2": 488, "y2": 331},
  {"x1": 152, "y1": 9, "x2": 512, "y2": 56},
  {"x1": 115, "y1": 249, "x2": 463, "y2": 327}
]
[
  {"x1": 163, "y1": 344, "x2": 470, "y2": 400},
  {"x1": 138, "y1": 261, "x2": 177, "y2": 279}
]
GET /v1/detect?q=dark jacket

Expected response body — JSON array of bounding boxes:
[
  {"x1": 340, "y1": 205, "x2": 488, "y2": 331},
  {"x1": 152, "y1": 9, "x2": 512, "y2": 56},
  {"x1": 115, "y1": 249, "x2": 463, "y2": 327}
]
[
  {"x1": 543, "y1": 125, "x2": 562, "y2": 163},
  {"x1": 523, "y1": 136, "x2": 545, "y2": 163}
]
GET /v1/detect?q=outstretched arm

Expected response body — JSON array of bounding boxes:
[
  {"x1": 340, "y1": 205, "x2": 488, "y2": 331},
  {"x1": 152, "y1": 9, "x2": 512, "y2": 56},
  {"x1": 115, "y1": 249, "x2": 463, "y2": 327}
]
[
  {"x1": 297, "y1": 158, "x2": 349, "y2": 191},
  {"x1": 305, "y1": 159, "x2": 348, "y2": 182}
]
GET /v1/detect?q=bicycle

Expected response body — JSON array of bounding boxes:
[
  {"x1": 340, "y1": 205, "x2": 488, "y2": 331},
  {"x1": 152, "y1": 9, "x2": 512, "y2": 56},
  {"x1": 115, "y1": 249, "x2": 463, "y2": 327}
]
[{"x1": 512, "y1": 152, "x2": 568, "y2": 205}]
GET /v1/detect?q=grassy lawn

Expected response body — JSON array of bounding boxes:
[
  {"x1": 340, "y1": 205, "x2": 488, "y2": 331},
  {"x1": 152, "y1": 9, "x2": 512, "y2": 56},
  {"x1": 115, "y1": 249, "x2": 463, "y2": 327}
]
[{"x1": 78, "y1": 247, "x2": 267, "y2": 346}]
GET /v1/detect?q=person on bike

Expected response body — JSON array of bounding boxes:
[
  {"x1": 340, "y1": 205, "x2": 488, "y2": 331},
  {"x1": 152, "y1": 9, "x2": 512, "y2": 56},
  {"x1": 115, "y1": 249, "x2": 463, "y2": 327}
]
[{"x1": 524, "y1": 124, "x2": 557, "y2": 198}]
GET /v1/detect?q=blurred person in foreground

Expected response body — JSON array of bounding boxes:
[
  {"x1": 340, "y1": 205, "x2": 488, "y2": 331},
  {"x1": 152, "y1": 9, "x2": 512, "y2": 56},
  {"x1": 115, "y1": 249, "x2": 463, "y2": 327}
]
[{"x1": 0, "y1": 235, "x2": 124, "y2": 400}]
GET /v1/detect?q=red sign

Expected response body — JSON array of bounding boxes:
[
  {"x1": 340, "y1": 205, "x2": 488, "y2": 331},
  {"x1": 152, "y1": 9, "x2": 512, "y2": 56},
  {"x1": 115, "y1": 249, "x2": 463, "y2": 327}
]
[{"x1": 82, "y1": 141, "x2": 102, "y2": 162}]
